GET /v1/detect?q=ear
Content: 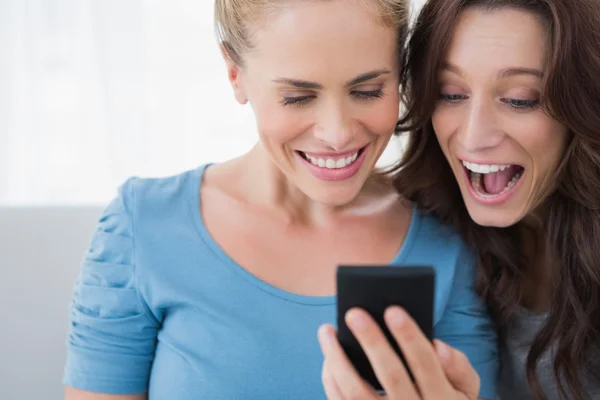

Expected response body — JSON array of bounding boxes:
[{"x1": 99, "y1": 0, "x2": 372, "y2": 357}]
[{"x1": 221, "y1": 43, "x2": 248, "y2": 105}]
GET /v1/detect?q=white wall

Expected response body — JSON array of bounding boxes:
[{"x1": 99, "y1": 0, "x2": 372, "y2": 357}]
[{"x1": 0, "y1": 0, "x2": 424, "y2": 206}]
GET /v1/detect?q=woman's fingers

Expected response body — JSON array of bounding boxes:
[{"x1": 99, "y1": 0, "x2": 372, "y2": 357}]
[
  {"x1": 384, "y1": 307, "x2": 453, "y2": 399},
  {"x1": 318, "y1": 324, "x2": 378, "y2": 399},
  {"x1": 434, "y1": 340, "x2": 480, "y2": 398},
  {"x1": 319, "y1": 310, "x2": 480, "y2": 400},
  {"x1": 344, "y1": 308, "x2": 419, "y2": 399},
  {"x1": 321, "y1": 359, "x2": 345, "y2": 400}
]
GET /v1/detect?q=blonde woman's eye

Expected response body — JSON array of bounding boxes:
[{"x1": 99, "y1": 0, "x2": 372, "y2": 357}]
[
  {"x1": 351, "y1": 89, "x2": 384, "y2": 100},
  {"x1": 280, "y1": 96, "x2": 314, "y2": 107}
]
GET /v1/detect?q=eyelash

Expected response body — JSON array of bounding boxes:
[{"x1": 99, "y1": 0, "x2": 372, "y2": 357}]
[
  {"x1": 501, "y1": 98, "x2": 539, "y2": 109},
  {"x1": 280, "y1": 89, "x2": 384, "y2": 107},
  {"x1": 439, "y1": 94, "x2": 466, "y2": 103},
  {"x1": 439, "y1": 94, "x2": 539, "y2": 110}
]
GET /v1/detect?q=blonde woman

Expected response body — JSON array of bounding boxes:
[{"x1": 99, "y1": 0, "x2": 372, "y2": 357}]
[{"x1": 63, "y1": 1, "x2": 498, "y2": 399}]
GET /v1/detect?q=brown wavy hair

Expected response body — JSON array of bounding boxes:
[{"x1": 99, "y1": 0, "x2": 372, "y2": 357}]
[{"x1": 392, "y1": 0, "x2": 600, "y2": 398}]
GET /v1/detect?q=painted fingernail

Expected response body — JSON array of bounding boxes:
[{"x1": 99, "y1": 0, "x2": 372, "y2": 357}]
[
  {"x1": 386, "y1": 307, "x2": 407, "y2": 328},
  {"x1": 436, "y1": 340, "x2": 451, "y2": 359},
  {"x1": 346, "y1": 309, "x2": 368, "y2": 332}
]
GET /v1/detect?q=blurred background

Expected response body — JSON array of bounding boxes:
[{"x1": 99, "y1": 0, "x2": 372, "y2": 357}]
[{"x1": 0, "y1": 0, "x2": 425, "y2": 398}]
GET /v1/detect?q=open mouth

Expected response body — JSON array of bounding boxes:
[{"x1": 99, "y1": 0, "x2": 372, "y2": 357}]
[
  {"x1": 462, "y1": 160, "x2": 524, "y2": 199},
  {"x1": 297, "y1": 146, "x2": 367, "y2": 169}
]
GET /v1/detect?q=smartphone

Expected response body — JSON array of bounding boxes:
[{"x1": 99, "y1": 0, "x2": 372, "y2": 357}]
[{"x1": 336, "y1": 265, "x2": 435, "y2": 392}]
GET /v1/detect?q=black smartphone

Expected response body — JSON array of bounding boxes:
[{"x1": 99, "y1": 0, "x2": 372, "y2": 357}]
[{"x1": 336, "y1": 265, "x2": 435, "y2": 392}]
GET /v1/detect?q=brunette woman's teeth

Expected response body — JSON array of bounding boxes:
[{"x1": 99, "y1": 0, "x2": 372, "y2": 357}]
[
  {"x1": 462, "y1": 161, "x2": 510, "y2": 173},
  {"x1": 306, "y1": 152, "x2": 358, "y2": 169}
]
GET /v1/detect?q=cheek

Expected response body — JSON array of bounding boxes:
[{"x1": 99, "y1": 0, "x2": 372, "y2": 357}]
[
  {"x1": 431, "y1": 107, "x2": 454, "y2": 147},
  {"x1": 360, "y1": 93, "x2": 400, "y2": 135},
  {"x1": 537, "y1": 126, "x2": 569, "y2": 169},
  {"x1": 253, "y1": 101, "x2": 310, "y2": 144},
  {"x1": 509, "y1": 118, "x2": 569, "y2": 171}
]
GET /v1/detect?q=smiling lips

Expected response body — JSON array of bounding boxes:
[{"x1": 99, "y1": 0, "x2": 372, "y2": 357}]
[
  {"x1": 298, "y1": 146, "x2": 368, "y2": 181},
  {"x1": 303, "y1": 151, "x2": 359, "y2": 169}
]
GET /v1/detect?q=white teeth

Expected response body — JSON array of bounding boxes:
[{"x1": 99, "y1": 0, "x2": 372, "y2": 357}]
[
  {"x1": 462, "y1": 160, "x2": 511, "y2": 174},
  {"x1": 305, "y1": 151, "x2": 360, "y2": 169}
]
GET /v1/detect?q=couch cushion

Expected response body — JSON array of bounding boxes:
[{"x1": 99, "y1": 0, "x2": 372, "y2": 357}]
[{"x1": 0, "y1": 207, "x2": 103, "y2": 400}]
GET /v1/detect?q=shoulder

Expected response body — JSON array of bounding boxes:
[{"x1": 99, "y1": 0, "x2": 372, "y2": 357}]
[
  {"x1": 98, "y1": 164, "x2": 208, "y2": 261},
  {"x1": 406, "y1": 209, "x2": 477, "y2": 313},
  {"x1": 122, "y1": 165, "x2": 207, "y2": 213},
  {"x1": 86, "y1": 165, "x2": 207, "y2": 270},
  {"x1": 102, "y1": 165, "x2": 211, "y2": 237},
  {"x1": 413, "y1": 208, "x2": 476, "y2": 281},
  {"x1": 410, "y1": 208, "x2": 470, "y2": 263}
]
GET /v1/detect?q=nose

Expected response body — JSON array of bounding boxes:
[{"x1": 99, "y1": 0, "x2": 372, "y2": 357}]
[
  {"x1": 313, "y1": 100, "x2": 355, "y2": 152},
  {"x1": 456, "y1": 97, "x2": 505, "y2": 152}
]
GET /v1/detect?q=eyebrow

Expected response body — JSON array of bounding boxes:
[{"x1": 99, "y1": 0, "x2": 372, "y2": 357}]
[
  {"x1": 442, "y1": 63, "x2": 544, "y2": 79},
  {"x1": 498, "y1": 67, "x2": 544, "y2": 78},
  {"x1": 441, "y1": 63, "x2": 463, "y2": 77},
  {"x1": 273, "y1": 69, "x2": 392, "y2": 89}
]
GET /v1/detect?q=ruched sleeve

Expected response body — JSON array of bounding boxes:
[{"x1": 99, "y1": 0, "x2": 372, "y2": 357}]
[{"x1": 63, "y1": 179, "x2": 160, "y2": 394}]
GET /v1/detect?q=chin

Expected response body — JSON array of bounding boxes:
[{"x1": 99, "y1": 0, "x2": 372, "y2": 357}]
[
  {"x1": 465, "y1": 204, "x2": 522, "y2": 228},
  {"x1": 291, "y1": 163, "x2": 372, "y2": 207}
]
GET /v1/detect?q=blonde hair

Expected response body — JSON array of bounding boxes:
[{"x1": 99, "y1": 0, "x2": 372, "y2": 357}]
[{"x1": 215, "y1": 0, "x2": 410, "y2": 65}]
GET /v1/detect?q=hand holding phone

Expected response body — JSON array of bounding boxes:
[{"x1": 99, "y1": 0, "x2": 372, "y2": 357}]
[{"x1": 336, "y1": 265, "x2": 435, "y2": 392}]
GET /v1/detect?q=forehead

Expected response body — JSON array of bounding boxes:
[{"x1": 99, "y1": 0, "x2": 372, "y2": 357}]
[
  {"x1": 244, "y1": 1, "x2": 399, "y2": 79},
  {"x1": 446, "y1": 7, "x2": 548, "y2": 74}
]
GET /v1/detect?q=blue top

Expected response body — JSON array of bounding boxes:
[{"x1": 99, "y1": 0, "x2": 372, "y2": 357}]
[{"x1": 63, "y1": 164, "x2": 498, "y2": 399}]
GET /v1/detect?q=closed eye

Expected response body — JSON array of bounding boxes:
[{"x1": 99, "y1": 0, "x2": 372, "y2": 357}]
[
  {"x1": 440, "y1": 93, "x2": 468, "y2": 103},
  {"x1": 280, "y1": 95, "x2": 314, "y2": 107},
  {"x1": 280, "y1": 89, "x2": 385, "y2": 107},
  {"x1": 501, "y1": 98, "x2": 539, "y2": 110},
  {"x1": 351, "y1": 89, "x2": 384, "y2": 101}
]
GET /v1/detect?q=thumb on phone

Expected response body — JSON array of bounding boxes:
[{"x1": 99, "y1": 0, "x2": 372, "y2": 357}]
[{"x1": 434, "y1": 339, "x2": 480, "y2": 398}]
